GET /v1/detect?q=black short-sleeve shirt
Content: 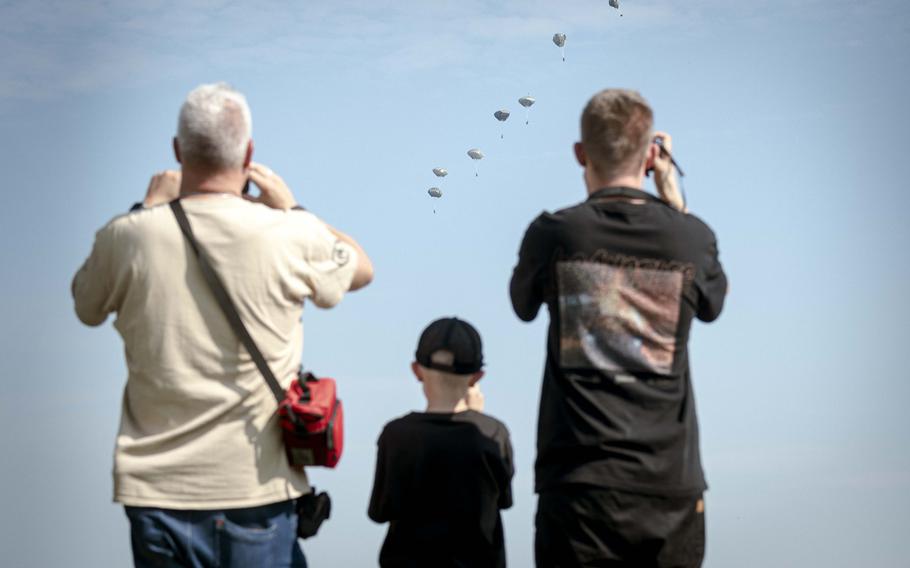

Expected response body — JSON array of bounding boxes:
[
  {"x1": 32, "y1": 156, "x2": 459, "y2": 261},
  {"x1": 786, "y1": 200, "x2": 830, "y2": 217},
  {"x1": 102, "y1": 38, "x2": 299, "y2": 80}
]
[
  {"x1": 510, "y1": 187, "x2": 727, "y2": 496},
  {"x1": 368, "y1": 410, "x2": 514, "y2": 568}
]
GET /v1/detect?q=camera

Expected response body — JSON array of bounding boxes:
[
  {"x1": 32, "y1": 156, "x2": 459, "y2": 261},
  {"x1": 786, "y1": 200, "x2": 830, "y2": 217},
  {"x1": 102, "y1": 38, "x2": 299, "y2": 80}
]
[{"x1": 296, "y1": 488, "x2": 332, "y2": 539}]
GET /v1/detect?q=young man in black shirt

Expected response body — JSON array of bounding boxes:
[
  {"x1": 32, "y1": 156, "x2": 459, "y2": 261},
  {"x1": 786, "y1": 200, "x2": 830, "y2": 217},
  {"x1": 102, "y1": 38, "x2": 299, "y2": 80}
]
[
  {"x1": 368, "y1": 317, "x2": 514, "y2": 567},
  {"x1": 510, "y1": 89, "x2": 727, "y2": 567}
]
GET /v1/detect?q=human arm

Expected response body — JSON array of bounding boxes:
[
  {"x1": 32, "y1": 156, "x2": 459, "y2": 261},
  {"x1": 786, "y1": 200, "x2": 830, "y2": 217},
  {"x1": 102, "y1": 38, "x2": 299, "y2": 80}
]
[
  {"x1": 650, "y1": 131, "x2": 686, "y2": 213},
  {"x1": 141, "y1": 170, "x2": 182, "y2": 208},
  {"x1": 497, "y1": 427, "x2": 514, "y2": 510},
  {"x1": 321, "y1": 223, "x2": 373, "y2": 291},
  {"x1": 247, "y1": 163, "x2": 374, "y2": 291},
  {"x1": 466, "y1": 385, "x2": 485, "y2": 412},
  {"x1": 367, "y1": 431, "x2": 392, "y2": 523},
  {"x1": 509, "y1": 216, "x2": 553, "y2": 321},
  {"x1": 694, "y1": 227, "x2": 727, "y2": 322},
  {"x1": 71, "y1": 226, "x2": 116, "y2": 326}
]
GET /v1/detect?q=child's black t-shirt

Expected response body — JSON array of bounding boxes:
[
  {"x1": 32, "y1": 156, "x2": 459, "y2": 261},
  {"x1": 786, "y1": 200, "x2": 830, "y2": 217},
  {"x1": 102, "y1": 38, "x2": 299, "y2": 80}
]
[{"x1": 368, "y1": 410, "x2": 514, "y2": 568}]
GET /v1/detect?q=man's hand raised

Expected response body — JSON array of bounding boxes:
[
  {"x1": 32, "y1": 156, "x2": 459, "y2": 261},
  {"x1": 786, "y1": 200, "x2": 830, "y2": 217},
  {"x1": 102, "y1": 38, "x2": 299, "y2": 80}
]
[
  {"x1": 246, "y1": 163, "x2": 298, "y2": 210},
  {"x1": 143, "y1": 170, "x2": 181, "y2": 208},
  {"x1": 651, "y1": 131, "x2": 686, "y2": 213}
]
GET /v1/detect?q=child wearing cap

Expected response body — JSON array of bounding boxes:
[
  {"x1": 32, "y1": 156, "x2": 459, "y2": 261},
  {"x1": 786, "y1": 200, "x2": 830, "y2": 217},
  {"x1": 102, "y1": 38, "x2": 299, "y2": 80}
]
[{"x1": 368, "y1": 317, "x2": 515, "y2": 568}]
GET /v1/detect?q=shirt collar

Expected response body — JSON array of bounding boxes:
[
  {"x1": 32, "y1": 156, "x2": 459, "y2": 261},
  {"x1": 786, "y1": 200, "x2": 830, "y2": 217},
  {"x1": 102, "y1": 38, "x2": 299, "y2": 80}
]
[{"x1": 587, "y1": 186, "x2": 660, "y2": 203}]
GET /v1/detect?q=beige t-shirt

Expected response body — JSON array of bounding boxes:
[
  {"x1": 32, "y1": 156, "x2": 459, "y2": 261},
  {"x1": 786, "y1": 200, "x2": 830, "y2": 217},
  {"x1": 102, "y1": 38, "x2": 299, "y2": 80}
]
[{"x1": 72, "y1": 196, "x2": 357, "y2": 509}]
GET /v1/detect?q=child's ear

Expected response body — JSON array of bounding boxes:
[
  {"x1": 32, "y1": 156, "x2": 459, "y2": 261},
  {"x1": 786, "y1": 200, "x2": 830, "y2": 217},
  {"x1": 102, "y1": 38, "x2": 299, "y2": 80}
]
[
  {"x1": 411, "y1": 361, "x2": 424, "y2": 382},
  {"x1": 468, "y1": 370, "x2": 485, "y2": 386}
]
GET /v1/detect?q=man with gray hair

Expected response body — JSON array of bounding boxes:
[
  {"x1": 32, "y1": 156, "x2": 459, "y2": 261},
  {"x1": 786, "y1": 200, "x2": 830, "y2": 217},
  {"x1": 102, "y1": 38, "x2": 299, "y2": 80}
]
[
  {"x1": 510, "y1": 89, "x2": 727, "y2": 567},
  {"x1": 73, "y1": 82, "x2": 373, "y2": 566}
]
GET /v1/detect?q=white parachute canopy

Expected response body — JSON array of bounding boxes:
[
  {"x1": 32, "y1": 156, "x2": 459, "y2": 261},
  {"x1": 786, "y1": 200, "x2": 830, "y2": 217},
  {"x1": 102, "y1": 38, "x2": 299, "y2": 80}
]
[
  {"x1": 428, "y1": 187, "x2": 442, "y2": 198},
  {"x1": 518, "y1": 96, "x2": 536, "y2": 124},
  {"x1": 494, "y1": 109, "x2": 510, "y2": 139},
  {"x1": 553, "y1": 33, "x2": 566, "y2": 61},
  {"x1": 467, "y1": 148, "x2": 484, "y2": 177},
  {"x1": 609, "y1": 0, "x2": 619, "y2": 8},
  {"x1": 432, "y1": 168, "x2": 448, "y2": 177}
]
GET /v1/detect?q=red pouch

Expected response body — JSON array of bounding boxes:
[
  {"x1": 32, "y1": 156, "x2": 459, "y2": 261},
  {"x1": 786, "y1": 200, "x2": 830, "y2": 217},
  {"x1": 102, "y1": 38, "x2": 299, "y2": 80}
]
[{"x1": 277, "y1": 371, "x2": 344, "y2": 469}]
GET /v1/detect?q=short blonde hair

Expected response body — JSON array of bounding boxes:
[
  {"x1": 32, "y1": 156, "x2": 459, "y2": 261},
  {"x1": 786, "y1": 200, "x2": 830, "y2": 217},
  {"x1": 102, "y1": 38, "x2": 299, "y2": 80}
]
[{"x1": 581, "y1": 89, "x2": 653, "y2": 176}]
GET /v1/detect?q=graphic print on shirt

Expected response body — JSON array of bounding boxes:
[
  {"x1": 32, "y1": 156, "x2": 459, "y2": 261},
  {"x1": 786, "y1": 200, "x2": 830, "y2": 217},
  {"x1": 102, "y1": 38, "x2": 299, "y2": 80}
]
[{"x1": 557, "y1": 254, "x2": 692, "y2": 375}]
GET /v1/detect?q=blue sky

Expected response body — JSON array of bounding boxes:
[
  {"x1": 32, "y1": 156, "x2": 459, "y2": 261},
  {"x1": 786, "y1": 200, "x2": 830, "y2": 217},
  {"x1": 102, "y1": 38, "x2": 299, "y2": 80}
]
[{"x1": 1, "y1": 1, "x2": 909, "y2": 566}]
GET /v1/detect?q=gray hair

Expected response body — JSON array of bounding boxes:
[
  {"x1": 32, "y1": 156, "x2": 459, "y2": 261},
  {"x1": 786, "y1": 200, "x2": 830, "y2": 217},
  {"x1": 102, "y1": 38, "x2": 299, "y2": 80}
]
[{"x1": 176, "y1": 83, "x2": 252, "y2": 170}]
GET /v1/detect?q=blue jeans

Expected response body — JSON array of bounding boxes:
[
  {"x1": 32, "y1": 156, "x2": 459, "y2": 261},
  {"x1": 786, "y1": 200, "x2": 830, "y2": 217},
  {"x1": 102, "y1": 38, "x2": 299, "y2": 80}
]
[{"x1": 125, "y1": 499, "x2": 307, "y2": 568}]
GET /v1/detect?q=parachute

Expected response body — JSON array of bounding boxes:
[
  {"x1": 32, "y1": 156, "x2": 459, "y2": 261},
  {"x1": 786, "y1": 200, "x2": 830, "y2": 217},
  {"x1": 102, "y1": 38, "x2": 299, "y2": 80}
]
[
  {"x1": 494, "y1": 109, "x2": 510, "y2": 139},
  {"x1": 553, "y1": 33, "x2": 566, "y2": 61},
  {"x1": 432, "y1": 168, "x2": 448, "y2": 177},
  {"x1": 609, "y1": 0, "x2": 623, "y2": 16},
  {"x1": 427, "y1": 186, "x2": 443, "y2": 214},
  {"x1": 467, "y1": 148, "x2": 484, "y2": 177},
  {"x1": 518, "y1": 96, "x2": 536, "y2": 124}
]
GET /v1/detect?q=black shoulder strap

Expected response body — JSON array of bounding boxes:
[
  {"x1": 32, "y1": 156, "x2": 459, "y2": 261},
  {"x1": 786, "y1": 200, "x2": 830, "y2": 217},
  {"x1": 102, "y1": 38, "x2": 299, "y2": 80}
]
[{"x1": 169, "y1": 199, "x2": 286, "y2": 404}]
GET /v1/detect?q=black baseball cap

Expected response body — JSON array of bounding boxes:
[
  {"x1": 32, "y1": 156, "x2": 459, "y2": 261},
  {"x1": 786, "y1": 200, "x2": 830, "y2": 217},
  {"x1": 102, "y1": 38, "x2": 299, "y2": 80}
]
[{"x1": 415, "y1": 317, "x2": 484, "y2": 374}]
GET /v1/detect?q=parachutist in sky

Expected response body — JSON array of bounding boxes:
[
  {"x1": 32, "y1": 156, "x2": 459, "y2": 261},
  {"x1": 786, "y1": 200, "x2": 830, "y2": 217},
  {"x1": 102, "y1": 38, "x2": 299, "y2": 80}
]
[
  {"x1": 428, "y1": 186, "x2": 442, "y2": 214},
  {"x1": 518, "y1": 96, "x2": 536, "y2": 124},
  {"x1": 553, "y1": 33, "x2": 566, "y2": 61},
  {"x1": 467, "y1": 148, "x2": 484, "y2": 177},
  {"x1": 494, "y1": 109, "x2": 510, "y2": 139},
  {"x1": 609, "y1": 0, "x2": 623, "y2": 16}
]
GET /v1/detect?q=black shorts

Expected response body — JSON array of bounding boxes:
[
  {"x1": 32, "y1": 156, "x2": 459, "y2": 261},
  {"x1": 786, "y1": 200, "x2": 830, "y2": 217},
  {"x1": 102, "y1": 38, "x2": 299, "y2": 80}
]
[{"x1": 535, "y1": 486, "x2": 705, "y2": 568}]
